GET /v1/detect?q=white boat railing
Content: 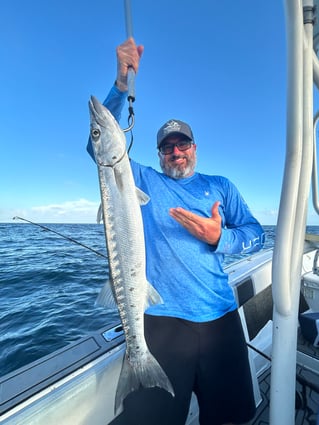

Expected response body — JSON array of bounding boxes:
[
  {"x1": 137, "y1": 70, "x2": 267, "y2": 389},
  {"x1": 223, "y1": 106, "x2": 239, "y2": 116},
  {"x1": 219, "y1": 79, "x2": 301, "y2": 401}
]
[
  {"x1": 270, "y1": 1, "x2": 316, "y2": 424},
  {"x1": 312, "y1": 112, "x2": 319, "y2": 214},
  {"x1": 311, "y1": 2, "x2": 319, "y2": 214}
]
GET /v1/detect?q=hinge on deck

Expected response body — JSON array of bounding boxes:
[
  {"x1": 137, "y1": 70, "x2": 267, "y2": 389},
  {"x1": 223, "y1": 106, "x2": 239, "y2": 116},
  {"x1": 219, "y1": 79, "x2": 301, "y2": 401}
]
[
  {"x1": 102, "y1": 325, "x2": 124, "y2": 342},
  {"x1": 313, "y1": 249, "x2": 319, "y2": 275}
]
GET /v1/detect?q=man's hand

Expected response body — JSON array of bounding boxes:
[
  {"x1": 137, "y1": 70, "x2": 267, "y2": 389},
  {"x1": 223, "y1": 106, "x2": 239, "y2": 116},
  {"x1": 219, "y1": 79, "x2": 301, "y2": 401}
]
[
  {"x1": 169, "y1": 201, "x2": 222, "y2": 245},
  {"x1": 116, "y1": 37, "x2": 144, "y2": 91}
]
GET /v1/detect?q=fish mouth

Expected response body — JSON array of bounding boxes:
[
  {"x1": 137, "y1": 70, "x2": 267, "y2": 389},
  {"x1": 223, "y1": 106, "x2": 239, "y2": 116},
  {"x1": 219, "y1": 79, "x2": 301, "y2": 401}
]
[{"x1": 89, "y1": 96, "x2": 107, "y2": 127}]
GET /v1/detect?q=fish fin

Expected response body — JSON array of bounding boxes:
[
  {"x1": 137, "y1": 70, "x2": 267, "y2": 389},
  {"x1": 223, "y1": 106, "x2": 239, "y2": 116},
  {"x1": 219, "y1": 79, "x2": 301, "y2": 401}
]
[
  {"x1": 95, "y1": 279, "x2": 117, "y2": 309},
  {"x1": 114, "y1": 349, "x2": 175, "y2": 415},
  {"x1": 96, "y1": 203, "x2": 103, "y2": 224},
  {"x1": 136, "y1": 187, "x2": 150, "y2": 205},
  {"x1": 146, "y1": 281, "x2": 163, "y2": 307}
]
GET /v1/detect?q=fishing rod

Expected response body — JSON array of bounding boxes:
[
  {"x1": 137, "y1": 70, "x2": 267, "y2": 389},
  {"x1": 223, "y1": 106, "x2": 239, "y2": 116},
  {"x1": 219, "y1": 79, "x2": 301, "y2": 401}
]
[
  {"x1": 246, "y1": 341, "x2": 271, "y2": 361},
  {"x1": 124, "y1": 0, "x2": 135, "y2": 131},
  {"x1": 124, "y1": 0, "x2": 135, "y2": 108},
  {"x1": 122, "y1": 0, "x2": 136, "y2": 156},
  {"x1": 12, "y1": 216, "x2": 108, "y2": 260},
  {"x1": 247, "y1": 341, "x2": 319, "y2": 396}
]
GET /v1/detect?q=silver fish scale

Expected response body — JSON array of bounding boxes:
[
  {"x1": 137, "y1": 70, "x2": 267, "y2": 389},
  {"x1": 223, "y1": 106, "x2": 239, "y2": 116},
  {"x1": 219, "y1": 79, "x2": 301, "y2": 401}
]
[
  {"x1": 89, "y1": 96, "x2": 174, "y2": 413},
  {"x1": 98, "y1": 155, "x2": 149, "y2": 358}
]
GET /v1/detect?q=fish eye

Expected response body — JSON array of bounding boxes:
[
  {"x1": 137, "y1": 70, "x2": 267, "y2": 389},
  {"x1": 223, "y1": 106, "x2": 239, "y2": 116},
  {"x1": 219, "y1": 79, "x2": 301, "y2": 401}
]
[{"x1": 91, "y1": 128, "x2": 100, "y2": 139}]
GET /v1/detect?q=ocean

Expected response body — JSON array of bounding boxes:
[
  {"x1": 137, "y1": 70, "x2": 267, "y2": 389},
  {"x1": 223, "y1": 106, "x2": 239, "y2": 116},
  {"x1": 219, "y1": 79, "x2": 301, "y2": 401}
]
[{"x1": 0, "y1": 222, "x2": 316, "y2": 378}]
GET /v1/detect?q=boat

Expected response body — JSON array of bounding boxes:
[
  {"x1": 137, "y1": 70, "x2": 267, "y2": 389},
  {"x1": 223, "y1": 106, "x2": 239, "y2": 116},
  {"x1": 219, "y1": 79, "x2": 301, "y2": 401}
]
[
  {"x1": 0, "y1": 243, "x2": 318, "y2": 424},
  {"x1": 2, "y1": 0, "x2": 319, "y2": 423},
  {"x1": 0, "y1": 249, "x2": 275, "y2": 424}
]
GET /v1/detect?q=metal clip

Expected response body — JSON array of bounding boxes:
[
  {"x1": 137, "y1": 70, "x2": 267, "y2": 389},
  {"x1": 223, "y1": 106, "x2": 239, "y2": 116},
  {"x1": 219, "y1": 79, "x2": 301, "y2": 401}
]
[
  {"x1": 304, "y1": 5, "x2": 316, "y2": 25},
  {"x1": 122, "y1": 104, "x2": 135, "y2": 133}
]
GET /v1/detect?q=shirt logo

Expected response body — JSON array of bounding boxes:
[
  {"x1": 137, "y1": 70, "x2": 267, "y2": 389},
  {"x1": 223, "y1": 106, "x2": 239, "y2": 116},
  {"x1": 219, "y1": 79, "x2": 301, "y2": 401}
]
[{"x1": 163, "y1": 120, "x2": 181, "y2": 135}]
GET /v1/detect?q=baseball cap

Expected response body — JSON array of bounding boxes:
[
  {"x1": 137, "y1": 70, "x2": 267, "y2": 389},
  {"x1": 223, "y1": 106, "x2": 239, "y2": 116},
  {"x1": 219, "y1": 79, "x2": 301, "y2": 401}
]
[{"x1": 157, "y1": 119, "x2": 194, "y2": 148}]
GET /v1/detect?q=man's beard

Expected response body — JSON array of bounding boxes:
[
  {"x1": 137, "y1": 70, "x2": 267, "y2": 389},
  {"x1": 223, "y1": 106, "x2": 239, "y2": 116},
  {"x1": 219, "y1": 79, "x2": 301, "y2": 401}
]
[{"x1": 160, "y1": 153, "x2": 196, "y2": 179}]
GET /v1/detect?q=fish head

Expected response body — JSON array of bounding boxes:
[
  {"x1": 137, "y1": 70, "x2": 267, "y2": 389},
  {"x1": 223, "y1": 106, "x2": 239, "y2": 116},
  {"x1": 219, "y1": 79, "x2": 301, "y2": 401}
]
[{"x1": 89, "y1": 96, "x2": 126, "y2": 166}]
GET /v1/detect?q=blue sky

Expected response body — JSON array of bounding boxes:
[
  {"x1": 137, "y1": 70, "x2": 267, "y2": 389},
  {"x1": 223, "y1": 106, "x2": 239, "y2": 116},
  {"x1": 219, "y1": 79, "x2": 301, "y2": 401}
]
[{"x1": 1, "y1": 0, "x2": 318, "y2": 225}]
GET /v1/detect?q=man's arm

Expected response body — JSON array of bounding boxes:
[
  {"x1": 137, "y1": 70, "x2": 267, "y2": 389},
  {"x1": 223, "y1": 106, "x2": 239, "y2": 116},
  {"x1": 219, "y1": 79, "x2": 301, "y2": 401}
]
[
  {"x1": 87, "y1": 38, "x2": 143, "y2": 160},
  {"x1": 170, "y1": 179, "x2": 265, "y2": 255},
  {"x1": 169, "y1": 201, "x2": 222, "y2": 245}
]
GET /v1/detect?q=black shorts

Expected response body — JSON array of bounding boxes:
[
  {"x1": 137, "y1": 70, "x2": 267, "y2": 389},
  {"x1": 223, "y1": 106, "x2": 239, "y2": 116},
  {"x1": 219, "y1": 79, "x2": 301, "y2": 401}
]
[{"x1": 112, "y1": 310, "x2": 256, "y2": 425}]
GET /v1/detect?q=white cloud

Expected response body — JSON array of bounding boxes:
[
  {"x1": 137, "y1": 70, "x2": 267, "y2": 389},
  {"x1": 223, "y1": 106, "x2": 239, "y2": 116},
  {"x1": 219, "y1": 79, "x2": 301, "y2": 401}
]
[{"x1": 1, "y1": 199, "x2": 100, "y2": 223}]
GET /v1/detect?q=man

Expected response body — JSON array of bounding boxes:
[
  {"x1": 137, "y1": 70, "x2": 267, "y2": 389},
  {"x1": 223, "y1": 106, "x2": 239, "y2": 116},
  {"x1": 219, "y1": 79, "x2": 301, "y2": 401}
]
[{"x1": 88, "y1": 38, "x2": 264, "y2": 425}]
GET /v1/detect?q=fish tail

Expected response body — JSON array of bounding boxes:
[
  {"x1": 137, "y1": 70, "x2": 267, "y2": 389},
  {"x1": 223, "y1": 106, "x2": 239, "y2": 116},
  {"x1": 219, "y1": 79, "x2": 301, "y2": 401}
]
[{"x1": 114, "y1": 350, "x2": 175, "y2": 415}]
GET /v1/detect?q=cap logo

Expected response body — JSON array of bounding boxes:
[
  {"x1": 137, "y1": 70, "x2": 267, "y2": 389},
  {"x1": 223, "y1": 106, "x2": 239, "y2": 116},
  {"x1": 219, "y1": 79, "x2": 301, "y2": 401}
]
[{"x1": 163, "y1": 120, "x2": 181, "y2": 135}]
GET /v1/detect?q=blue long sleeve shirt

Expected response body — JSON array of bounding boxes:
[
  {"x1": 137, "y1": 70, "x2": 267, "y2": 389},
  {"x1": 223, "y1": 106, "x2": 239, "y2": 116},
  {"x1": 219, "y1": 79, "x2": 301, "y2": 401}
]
[{"x1": 87, "y1": 86, "x2": 265, "y2": 322}]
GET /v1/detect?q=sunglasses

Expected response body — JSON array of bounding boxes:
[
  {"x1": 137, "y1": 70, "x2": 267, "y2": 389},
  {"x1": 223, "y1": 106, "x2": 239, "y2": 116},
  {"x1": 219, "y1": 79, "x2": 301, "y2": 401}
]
[{"x1": 158, "y1": 140, "x2": 194, "y2": 155}]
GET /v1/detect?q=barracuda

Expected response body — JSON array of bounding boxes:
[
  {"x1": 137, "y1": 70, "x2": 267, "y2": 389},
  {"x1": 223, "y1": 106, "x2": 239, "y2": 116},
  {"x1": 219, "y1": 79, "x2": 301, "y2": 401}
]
[{"x1": 89, "y1": 96, "x2": 174, "y2": 415}]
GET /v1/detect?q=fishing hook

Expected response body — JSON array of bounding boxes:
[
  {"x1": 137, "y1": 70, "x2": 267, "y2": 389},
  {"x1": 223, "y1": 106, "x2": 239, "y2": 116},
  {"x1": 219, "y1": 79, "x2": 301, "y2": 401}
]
[{"x1": 122, "y1": 103, "x2": 135, "y2": 133}]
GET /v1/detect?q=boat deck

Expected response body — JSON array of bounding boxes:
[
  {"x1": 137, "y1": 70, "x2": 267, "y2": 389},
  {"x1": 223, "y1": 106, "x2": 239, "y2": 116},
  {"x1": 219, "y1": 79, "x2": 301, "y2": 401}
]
[{"x1": 248, "y1": 329, "x2": 319, "y2": 424}]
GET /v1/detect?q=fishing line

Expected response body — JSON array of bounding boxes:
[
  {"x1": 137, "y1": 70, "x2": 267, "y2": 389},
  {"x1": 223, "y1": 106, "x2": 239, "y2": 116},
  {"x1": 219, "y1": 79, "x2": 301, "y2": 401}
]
[{"x1": 12, "y1": 216, "x2": 108, "y2": 260}]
